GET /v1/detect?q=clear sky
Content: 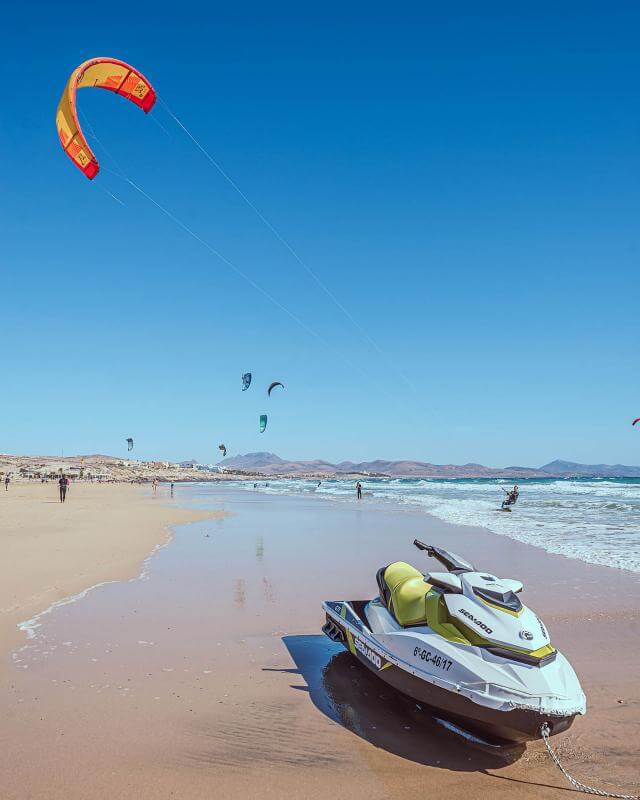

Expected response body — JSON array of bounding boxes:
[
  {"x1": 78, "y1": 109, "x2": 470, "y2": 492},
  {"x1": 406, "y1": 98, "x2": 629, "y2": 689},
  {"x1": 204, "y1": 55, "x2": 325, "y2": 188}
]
[{"x1": 1, "y1": 2, "x2": 638, "y2": 467}]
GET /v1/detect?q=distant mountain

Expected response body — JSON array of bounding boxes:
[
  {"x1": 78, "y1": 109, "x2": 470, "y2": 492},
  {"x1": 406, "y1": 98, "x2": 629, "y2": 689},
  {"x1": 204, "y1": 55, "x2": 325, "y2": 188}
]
[
  {"x1": 219, "y1": 452, "x2": 547, "y2": 478},
  {"x1": 334, "y1": 459, "x2": 545, "y2": 478},
  {"x1": 220, "y1": 452, "x2": 284, "y2": 469},
  {"x1": 220, "y1": 452, "x2": 336, "y2": 475},
  {"x1": 540, "y1": 460, "x2": 640, "y2": 478},
  {"x1": 217, "y1": 452, "x2": 640, "y2": 478}
]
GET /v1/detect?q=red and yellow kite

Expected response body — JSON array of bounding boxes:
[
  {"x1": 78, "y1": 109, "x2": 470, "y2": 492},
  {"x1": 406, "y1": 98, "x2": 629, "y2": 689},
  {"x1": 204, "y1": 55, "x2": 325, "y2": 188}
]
[{"x1": 56, "y1": 57, "x2": 156, "y2": 179}]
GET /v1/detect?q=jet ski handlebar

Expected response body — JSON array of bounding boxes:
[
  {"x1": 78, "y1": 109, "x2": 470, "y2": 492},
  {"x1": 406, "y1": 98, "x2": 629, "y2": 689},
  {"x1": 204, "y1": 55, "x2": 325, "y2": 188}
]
[{"x1": 413, "y1": 539, "x2": 475, "y2": 574}]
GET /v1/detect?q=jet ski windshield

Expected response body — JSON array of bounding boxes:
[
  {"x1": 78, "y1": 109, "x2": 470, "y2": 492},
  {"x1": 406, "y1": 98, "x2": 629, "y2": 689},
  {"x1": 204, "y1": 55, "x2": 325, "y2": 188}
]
[{"x1": 473, "y1": 585, "x2": 523, "y2": 613}]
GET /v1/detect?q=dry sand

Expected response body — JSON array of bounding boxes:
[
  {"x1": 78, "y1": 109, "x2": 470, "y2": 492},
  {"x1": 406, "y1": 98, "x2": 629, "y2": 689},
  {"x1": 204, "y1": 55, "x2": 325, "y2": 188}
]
[{"x1": 1, "y1": 485, "x2": 638, "y2": 799}]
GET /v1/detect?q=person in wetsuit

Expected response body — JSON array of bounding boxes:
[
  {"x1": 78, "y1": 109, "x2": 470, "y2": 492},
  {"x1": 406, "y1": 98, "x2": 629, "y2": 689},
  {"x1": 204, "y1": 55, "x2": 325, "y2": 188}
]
[
  {"x1": 59, "y1": 474, "x2": 69, "y2": 503},
  {"x1": 501, "y1": 484, "x2": 519, "y2": 509},
  {"x1": 356, "y1": 481, "x2": 362, "y2": 500}
]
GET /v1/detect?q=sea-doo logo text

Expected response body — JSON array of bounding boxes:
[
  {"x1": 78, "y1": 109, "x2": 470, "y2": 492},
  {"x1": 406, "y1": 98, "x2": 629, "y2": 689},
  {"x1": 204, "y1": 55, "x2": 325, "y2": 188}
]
[
  {"x1": 459, "y1": 608, "x2": 493, "y2": 635},
  {"x1": 354, "y1": 637, "x2": 382, "y2": 669}
]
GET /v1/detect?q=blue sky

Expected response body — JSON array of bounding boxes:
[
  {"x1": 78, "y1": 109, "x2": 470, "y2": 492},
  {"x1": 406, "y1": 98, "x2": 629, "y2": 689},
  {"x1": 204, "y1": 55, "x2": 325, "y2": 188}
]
[{"x1": 1, "y1": 2, "x2": 638, "y2": 466}]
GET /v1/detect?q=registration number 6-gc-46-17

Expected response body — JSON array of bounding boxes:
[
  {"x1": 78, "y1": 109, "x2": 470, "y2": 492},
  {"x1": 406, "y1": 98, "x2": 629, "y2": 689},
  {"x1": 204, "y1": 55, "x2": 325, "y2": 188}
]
[{"x1": 413, "y1": 647, "x2": 453, "y2": 671}]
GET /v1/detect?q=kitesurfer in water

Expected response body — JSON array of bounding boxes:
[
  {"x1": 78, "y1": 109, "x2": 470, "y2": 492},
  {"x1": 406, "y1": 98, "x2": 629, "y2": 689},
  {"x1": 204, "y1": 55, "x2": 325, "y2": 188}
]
[
  {"x1": 356, "y1": 481, "x2": 362, "y2": 500},
  {"x1": 501, "y1": 484, "x2": 519, "y2": 509}
]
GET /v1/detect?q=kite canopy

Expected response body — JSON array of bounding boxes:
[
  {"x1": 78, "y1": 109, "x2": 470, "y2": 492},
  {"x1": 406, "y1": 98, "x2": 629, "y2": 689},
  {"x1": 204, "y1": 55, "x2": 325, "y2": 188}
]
[
  {"x1": 242, "y1": 373, "x2": 252, "y2": 391},
  {"x1": 56, "y1": 57, "x2": 156, "y2": 179},
  {"x1": 126, "y1": 437, "x2": 134, "y2": 451},
  {"x1": 267, "y1": 381, "x2": 284, "y2": 396},
  {"x1": 259, "y1": 414, "x2": 268, "y2": 433},
  {"x1": 633, "y1": 418, "x2": 640, "y2": 427},
  {"x1": 218, "y1": 444, "x2": 227, "y2": 457}
]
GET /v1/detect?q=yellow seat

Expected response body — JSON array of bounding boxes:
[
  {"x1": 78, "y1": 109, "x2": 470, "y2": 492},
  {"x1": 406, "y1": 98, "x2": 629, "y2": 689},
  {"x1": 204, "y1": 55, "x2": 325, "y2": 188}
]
[{"x1": 384, "y1": 561, "x2": 431, "y2": 626}]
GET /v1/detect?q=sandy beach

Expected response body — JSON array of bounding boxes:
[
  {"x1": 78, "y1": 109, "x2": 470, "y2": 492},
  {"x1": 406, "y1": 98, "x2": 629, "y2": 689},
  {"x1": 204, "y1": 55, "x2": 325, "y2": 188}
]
[{"x1": 1, "y1": 484, "x2": 638, "y2": 799}]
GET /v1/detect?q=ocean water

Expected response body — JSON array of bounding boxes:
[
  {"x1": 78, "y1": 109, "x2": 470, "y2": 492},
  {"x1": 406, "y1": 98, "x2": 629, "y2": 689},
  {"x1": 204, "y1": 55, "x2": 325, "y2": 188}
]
[{"x1": 224, "y1": 477, "x2": 640, "y2": 573}]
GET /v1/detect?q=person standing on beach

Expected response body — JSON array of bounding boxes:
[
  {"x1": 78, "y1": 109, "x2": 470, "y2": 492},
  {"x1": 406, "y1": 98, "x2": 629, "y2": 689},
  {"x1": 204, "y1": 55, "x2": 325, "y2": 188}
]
[
  {"x1": 356, "y1": 481, "x2": 362, "y2": 500},
  {"x1": 58, "y1": 474, "x2": 69, "y2": 503},
  {"x1": 4, "y1": 475, "x2": 9, "y2": 491},
  {"x1": 152, "y1": 479, "x2": 158, "y2": 495},
  {"x1": 170, "y1": 482, "x2": 174, "y2": 497}
]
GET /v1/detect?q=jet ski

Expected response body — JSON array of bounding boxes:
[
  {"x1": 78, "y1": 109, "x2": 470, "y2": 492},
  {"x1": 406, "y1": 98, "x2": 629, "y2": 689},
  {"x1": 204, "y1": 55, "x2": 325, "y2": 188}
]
[{"x1": 322, "y1": 539, "x2": 586, "y2": 745}]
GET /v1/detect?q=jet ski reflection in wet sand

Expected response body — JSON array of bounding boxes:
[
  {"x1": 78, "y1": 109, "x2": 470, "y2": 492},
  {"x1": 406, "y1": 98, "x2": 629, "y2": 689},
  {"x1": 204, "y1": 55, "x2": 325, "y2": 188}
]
[
  {"x1": 501, "y1": 484, "x2": 519, "y2": 512},
  {"x1": 322, "y1": 539, "x2": 586, "y2": 746}
]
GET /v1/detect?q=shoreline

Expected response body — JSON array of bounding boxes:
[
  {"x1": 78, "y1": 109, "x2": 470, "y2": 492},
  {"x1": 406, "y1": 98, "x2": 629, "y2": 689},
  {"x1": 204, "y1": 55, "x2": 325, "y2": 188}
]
[
  {"x1": 0, "y1": 482, "x2": 227, "y2": 665},
  {"x1": 208, "y1": 479, "x2": 640, "y2": 576},
  {"x1": 16, "y1": 536, "x2": 171, "y2": 642},
  {"x1": 8, "y1": 482, "x2": 638, "y2": 665}
]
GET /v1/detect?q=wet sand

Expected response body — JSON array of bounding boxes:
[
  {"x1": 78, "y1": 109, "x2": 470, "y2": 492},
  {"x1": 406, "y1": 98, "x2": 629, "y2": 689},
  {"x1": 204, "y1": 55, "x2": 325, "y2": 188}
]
[{"x1": 1, "y1": 485, "x2": 638, "y2": 799}]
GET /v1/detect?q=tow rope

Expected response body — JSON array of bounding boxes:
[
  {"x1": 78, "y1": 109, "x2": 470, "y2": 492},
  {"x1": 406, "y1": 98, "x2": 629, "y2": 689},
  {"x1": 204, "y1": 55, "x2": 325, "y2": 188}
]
[{"x1": 540, "y1": 724, "x2": 638, "y2": 799}]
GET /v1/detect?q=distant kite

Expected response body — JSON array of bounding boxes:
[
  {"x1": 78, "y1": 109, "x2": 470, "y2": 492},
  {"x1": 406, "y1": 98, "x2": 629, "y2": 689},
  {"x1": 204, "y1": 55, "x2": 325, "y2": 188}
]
[
  {"x1": 56, "y1": 57, "x2": 156, "y2": 180},
  {"x1": 267, "y1": 381, "x2": 284, "y2": 396},
  {"x1": 242, "y1": 373, "x2": 252, "y2": 391},
  {"x1": 126, "y1": 437, "x2": 134, "y2": 451},
  {"x1": 218, "y1": 444, "x2": 227, "y2": 458},
  {"x1": 633, "y1": 418, "x2": 640, "y2": 427},
  {"x1": 259, "y1": 414, "x2": 268, "y2": 433}
]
